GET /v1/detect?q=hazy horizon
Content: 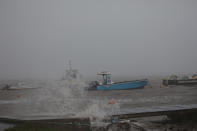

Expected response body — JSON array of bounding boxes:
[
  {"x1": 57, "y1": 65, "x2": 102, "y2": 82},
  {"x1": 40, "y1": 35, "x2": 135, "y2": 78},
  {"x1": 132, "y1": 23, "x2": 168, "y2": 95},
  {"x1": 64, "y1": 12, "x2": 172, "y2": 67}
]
[{"x1": 0, "y1": 0, "x2": 197, "y2": 79}]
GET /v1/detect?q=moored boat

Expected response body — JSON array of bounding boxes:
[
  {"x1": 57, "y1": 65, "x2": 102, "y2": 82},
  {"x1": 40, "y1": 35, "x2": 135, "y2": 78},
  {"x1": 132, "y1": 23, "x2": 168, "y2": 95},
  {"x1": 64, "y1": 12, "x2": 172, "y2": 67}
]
[
  {"x1": 162, "y1": 74, "x2": 197, "y2": 86},
  {"x1": 88, "y1": 71, "x2": 148, "y2": 90}
]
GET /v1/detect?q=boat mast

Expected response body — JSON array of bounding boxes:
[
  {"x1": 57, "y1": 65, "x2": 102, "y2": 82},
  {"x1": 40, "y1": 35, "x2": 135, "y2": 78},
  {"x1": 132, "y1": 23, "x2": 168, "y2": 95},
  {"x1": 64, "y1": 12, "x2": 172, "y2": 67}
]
[{"x1": 69, "y1": 60, "x2": 72, "y2": 71}]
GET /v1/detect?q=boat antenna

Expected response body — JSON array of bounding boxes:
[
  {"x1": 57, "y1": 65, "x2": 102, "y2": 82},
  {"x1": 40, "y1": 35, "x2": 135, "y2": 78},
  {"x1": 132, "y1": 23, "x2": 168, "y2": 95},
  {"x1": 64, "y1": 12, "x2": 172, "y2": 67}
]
[{"x1": 69, "y1": 60, "x2": 72, "y2": 70}]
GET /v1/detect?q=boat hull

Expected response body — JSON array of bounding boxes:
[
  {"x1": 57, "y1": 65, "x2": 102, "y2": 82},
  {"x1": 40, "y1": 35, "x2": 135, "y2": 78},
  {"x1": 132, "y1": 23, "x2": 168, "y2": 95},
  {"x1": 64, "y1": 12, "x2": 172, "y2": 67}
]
[{"x1": 96, "y1": 79, "x2": 148, "y2": 90}]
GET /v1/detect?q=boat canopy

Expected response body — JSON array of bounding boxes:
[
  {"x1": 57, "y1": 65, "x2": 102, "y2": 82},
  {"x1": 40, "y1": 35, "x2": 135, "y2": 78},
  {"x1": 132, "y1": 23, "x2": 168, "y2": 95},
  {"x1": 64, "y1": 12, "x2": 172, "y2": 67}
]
[
  {"x1": 97, "y1": 71, "x2": 111, "y2": 75},
  {"x1": 97, "y1": 71, "x2": 112, "y2": 85}
]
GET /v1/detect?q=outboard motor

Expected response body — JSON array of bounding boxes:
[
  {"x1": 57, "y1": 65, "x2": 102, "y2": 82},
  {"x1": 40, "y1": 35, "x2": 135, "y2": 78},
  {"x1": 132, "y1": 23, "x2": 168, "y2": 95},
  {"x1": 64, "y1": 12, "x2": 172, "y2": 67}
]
[{"x1": 88, "y1": 81, "x2": 99, "y2": 90}]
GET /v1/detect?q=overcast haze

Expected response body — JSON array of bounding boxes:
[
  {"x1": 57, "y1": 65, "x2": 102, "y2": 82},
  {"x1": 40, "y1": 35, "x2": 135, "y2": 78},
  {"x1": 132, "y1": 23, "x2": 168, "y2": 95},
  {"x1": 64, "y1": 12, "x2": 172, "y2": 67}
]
[{"x1": 0, "y1": 0, "x2": 197, "y2": 79}]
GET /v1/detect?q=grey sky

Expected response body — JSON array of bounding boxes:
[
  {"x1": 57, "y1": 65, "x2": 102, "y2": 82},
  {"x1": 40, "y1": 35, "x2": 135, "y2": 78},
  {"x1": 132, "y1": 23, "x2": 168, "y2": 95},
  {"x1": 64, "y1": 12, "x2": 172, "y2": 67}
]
[{"x1": 0, "y1": 0, "x2": 197, "y2": 79}]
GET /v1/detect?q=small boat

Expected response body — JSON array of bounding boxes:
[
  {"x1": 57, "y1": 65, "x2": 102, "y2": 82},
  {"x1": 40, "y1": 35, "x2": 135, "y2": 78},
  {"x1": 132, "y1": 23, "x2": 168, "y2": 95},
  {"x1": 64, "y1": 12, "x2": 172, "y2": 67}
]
[
  {"x1": 88, "y1": 71, "x2": 148, "y2": 90},
  {"x1": 61, "y1": 60, "x2": 82, "y2": 81},
  {"x1": 162, "y1": 74, "x2": 197, "y2": 86}
]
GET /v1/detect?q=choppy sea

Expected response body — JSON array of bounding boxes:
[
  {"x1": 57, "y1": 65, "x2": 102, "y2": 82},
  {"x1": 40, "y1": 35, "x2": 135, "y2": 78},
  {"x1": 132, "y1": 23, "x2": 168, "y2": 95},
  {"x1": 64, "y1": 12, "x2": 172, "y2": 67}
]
[{"x1": 0, "y1": 77, "x2": 197, "y2": 130}]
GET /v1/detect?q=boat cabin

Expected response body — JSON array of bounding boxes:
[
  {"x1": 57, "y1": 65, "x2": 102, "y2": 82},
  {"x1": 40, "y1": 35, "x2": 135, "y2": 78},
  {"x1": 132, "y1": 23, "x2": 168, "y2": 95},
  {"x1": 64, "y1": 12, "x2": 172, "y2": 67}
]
[{"x1": 97, "y1": 71, "x2": 112, "y2": 85}]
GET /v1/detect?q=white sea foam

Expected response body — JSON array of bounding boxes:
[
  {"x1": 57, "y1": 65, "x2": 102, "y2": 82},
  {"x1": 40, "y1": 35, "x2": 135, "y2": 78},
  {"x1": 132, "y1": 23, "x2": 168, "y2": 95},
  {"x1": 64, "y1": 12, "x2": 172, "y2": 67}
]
[{"x1": 10, "y1": 72, "x2": 121, "y2": 122}]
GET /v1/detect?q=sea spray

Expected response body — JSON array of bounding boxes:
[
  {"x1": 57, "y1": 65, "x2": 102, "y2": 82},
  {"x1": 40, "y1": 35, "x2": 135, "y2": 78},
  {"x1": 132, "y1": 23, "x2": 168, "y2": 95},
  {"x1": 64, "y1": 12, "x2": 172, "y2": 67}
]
[
  {"x1": 12, "y1": 68, "x2": 120, "y2": 123},
  {"x1": 11, "y1": 72, "x2": 88, "y2": 117}
]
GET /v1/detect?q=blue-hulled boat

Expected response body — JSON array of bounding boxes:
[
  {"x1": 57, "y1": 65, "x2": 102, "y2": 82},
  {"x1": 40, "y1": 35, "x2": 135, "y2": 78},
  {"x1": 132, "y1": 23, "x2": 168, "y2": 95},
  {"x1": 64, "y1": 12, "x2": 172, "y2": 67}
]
[{"x1": 88, "y1": 71, "x2": 148, "y2": 90}]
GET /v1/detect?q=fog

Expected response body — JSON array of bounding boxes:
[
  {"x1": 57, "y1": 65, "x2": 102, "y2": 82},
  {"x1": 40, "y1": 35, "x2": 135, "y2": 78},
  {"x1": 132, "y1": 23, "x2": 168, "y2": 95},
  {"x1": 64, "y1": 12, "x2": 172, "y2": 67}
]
[{"x1": 0, "y1": 0, "x2": 197, "y2": 79}]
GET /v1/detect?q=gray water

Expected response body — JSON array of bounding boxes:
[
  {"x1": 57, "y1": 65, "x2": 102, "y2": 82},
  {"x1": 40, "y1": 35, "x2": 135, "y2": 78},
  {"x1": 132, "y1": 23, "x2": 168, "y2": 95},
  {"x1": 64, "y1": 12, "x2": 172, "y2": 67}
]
[
  {"x1": 0, "y1": 77, "x2": 197, "y2": 130},
  {"x1": 0, "y1": 77, "x2": 197, "y2": 119}
]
